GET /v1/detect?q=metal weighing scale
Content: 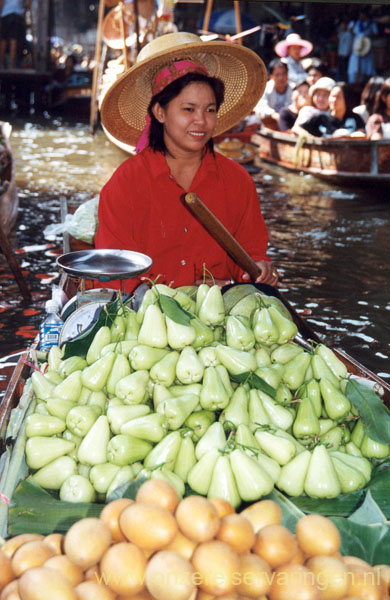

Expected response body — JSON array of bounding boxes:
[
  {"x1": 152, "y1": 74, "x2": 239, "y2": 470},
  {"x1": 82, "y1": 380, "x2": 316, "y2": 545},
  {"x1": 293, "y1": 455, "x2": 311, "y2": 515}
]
[{"x1": 56, "y1": 249, "x2": 153, "y2": 346}]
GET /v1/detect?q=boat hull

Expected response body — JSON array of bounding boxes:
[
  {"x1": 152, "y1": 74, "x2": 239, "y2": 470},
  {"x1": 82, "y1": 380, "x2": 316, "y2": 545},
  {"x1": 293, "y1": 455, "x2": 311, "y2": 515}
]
[
  {"x1": 252, "y1": 129, "x2": 390, "y2": 185},
  {"x1": 0, "y1": 122, "x2": 18, "y2": 236}
]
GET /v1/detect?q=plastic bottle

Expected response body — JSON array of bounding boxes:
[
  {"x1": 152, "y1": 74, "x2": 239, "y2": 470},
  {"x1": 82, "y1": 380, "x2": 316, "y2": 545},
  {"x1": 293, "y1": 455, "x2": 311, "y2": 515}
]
[{"x1": 39, "y1": 300, "x2": 63, "y2": 351}]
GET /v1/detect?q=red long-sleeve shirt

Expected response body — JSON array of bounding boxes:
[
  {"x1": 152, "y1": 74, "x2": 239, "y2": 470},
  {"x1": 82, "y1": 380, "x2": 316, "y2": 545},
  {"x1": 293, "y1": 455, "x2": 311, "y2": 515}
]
[{"x1": 95, "y1": 147, "x2": 269, "y2": 290}]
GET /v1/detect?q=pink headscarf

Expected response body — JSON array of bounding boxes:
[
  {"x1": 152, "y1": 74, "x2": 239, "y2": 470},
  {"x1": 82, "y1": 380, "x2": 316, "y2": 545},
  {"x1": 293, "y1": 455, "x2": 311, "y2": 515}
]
[{"x1": 135, "y1": 59, "x2": 210, "y2": 153}]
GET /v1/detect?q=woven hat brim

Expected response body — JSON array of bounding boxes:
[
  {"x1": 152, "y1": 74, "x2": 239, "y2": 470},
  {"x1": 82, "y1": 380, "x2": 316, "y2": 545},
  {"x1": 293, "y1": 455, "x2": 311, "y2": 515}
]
[
  {"x1": 353, "y1": 36, "x2": 371, "y2": 57},
  {"x1": 100, "y1": 40, "x2": 267, "y2": 148}
]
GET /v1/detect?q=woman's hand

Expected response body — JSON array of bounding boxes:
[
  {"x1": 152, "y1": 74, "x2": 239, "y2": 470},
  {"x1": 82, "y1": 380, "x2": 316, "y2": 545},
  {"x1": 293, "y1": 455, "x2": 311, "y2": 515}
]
[{"x1": 242, "y1": 260, "x2": 279, "y2": 286}]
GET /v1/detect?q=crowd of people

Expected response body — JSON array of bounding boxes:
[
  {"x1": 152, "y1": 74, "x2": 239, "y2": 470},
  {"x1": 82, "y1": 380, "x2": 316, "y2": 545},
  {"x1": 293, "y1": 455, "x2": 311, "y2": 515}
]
[{"x1": 249, "y1": 21, "x2": 390, "y2": 141}]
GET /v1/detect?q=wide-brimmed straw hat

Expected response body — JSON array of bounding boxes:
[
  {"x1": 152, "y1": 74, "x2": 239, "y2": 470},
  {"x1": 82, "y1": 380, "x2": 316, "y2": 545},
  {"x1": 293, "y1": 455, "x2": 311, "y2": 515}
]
[
  {"x1": 274, "y1": 33, "x2": 313, "y2": 58},
  {"x1": 353, "y1": 36, "x2": 371, "y2": 57},
  {"x1": 100, "y1": 32, "x2": 267, "y2": 148}
]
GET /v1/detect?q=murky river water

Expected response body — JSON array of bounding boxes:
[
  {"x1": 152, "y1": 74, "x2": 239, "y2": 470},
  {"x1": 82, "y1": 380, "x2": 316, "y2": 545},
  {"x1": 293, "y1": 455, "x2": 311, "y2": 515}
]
[{"x1": 0, "y1": 115, "x2": 389, "y2": 391}]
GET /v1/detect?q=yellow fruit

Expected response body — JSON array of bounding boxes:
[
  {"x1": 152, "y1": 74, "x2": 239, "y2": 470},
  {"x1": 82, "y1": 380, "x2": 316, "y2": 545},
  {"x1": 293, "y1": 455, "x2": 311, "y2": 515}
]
[
  {"x1": 1, "y1": 535, "x2": 44, "y2": 559},
  {"x1": 145, "y1": 550, "x2": 196, "y2": 600},
  {"x1": 11, "y1": 541, "x2": 56, "y2": 577},
  {"x1": 305, "y1": 555, "x2": 349, "y2": 600},
  {"x1": 236, "y1": 552, "x2": 272, "y2": 598},
  {"x1": 18, "y1": 566, "x2": 77, "y2": 600},
  {"x1": 119, "y1": 502, "x2": 178, "y2": 551},
  {"x1": 345, "y1": 564, "x2": 382, "y2": 600},
  {"x1": 84, "y1": 564, "x2": 100, "y2": 582},
  {"x1": 0, "y1": 552, "x2": 14, "y2": 592},
  {"x1": 100, "y1": 498, "x2": 134, "y2": 542},
  {"x1": 74, "y1": 580, "x2": 117, "y2": 600},
  {"x1": 373, "y1": 564, "x2": 390, "y2": 595},
  {"x1": 43, "y1": 533, "x2": 64, "y2": 556},
  {"x1": 64, "y1": 518, "x2": 112, "y2": 570},
  {"x1": 209, "y1": 498, "x2": 236, "y2": 519},
  {"x1": 115, "y1": 591, "x2": 155, "y2": 600},
  {"x1": 0, "y1": 579, "x2": 20, "y2": 600},
  {"x1": 252, "y1": 524, "x2": 298, "y2": 569},
  {"x1": 216, "y1": 514, "x2": 255, "y2": 554},
  {"x1": 136, "y1": 479, "x2": 180, "y2": 514},
  {"x1": 99, "y1": 542, "x2": 147, "y2": 596},
  {"x1": 191, "y1": 540, "x2": 240, "y2": 596},
  {"x1": 269, "y1": 563, "x2": 320, "y2": 600},
  {"x1": 175, "y1": 496, "x2": 220, "y2": 543},
  {"x1": 240, "y1": 500, "x2": 282, "y2": 533},
  {"x1": 296, "y1": 515, "x2": 341, "y2": 557},
  {"x1": 343, "y1": 556, "x2": 372, "y2": 569},
  {"x1": 164, "y1": 530, "x2": 198, "y2": 561},
  {"x1": 44, "y1": 554, "x2": 84, "y2": 586}
]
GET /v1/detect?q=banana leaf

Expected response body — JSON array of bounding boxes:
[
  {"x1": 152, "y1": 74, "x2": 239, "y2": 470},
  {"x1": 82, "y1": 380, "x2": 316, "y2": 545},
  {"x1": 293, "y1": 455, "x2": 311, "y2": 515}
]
[
  {"x1": 8, "y1": 480, "x2": 102, "y2": 535},
  {"x1": 158, "y1": 294, "x2": 192, "y2": 326},
  {"x1": 230, "y1": 371, "x2": 276, "y2": 399},
  {"x1": 346, "y1": 379, "x2": 390, "y2": 444}
]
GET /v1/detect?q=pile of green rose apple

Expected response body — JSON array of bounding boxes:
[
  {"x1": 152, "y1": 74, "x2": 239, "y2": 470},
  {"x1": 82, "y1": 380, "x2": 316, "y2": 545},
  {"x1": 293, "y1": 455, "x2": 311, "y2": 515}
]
[{"x1": 27, "y1": 284, "x2": 389, "y2": 508}]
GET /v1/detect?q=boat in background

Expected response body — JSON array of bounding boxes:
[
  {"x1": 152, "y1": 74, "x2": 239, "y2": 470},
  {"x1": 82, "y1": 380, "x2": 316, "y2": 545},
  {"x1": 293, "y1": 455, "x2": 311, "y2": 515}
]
[
  {"x1": 0, "y1": 122, "x2": 18, "y2": 236},
  {"x1": 252, "y1": 127, "x2": 390, "y2": 185}
]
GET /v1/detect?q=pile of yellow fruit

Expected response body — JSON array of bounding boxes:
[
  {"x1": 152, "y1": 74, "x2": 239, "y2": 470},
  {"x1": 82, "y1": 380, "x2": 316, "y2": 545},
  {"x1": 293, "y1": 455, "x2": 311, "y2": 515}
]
[{"x1": 0, "y1": 479, "x2": 389, "y2": 600}]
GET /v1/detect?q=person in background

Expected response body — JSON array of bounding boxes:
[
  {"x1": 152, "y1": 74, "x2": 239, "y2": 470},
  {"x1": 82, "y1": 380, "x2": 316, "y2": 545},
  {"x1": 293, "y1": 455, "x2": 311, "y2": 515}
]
[
  {"x1": 353, "y1": 76, "x2": 384, "y2": 123},
  {"x1": 347, "y1": 9, "x2": 378, "y2": 84},
  {"x1": 0, "y1": 0, "x2": 31, "y2": 69},
  {"x1": 372, "y1": 81, "x2": 390, "y2": 123},
  {"x1": 278, "y1": 77, "x2": 310, "y2": 131},
  {"x1": 293, "y1": 82, "x2": 365, "y2": 138},
  {"x1": 336, "y1": 21, "x2": 352, "y2": 82},
  {"x1": 291, "y1": 76, "x2": 335, "y2": 136},
  {"x1": 95, "y1": 32, "x2": 279, "y2": 291},
  {"x1": 274, "y1": 33, "x2": 313, "y2": 86},
  {"x1": 252, "y1": 59, "x2": 292, "y2": 130},
  {"x1": 304, "y1": 58, "x2": 328, "y2": 87}
]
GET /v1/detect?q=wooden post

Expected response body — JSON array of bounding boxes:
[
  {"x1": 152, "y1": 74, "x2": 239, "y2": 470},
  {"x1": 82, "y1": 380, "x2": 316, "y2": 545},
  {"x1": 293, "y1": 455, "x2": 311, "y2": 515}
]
[
  {"x1": 90, "y1": 0, "x2": 106, "y2": 134},
  {"x1": 35, "y1": 0, "x2": 51, "y2": 72},
  {"x1": 233, "y1": 1, "x2": 242, "y2": 44},
  {"x1": 119, "y1": 1, "x2": 129, "y2": 70},
  {"x1": 203, "y1": 0, "x2": 213, "y2": 33},
  {"x1": 133, "y1": 0, "x2": 141, "y2": 58}
]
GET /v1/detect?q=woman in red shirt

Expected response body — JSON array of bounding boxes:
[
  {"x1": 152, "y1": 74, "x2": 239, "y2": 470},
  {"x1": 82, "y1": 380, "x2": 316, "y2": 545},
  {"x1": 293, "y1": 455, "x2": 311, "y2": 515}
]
[{"x1": 96, "y1": 32, "x2": 279, "y2": 290}]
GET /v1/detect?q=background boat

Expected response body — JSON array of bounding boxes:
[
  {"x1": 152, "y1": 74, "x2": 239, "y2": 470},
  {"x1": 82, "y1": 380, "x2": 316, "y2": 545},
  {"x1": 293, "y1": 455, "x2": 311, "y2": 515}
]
[
  {"x1": 252, "y1": 128, "x2": 390, "y2": 185},
  {"x1": 0, "y1": 122, "x2": 18, "y2": 236}
]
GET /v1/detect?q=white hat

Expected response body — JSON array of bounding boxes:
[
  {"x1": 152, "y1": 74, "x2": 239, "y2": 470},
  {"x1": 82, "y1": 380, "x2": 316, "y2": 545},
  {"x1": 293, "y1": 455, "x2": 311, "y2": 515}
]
[
  {"x1": 353, "y1": 36, "x2": 372, "y2": 57},
  {"x1": 309, "y1": 76, "x2": 336, "y2": 97}
]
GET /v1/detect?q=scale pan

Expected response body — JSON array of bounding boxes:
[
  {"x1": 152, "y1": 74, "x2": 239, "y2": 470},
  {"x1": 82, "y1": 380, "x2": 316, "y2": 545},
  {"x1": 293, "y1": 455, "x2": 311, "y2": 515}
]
[{"x1": 56, "y1": 249, "x2": 153, "y2": 281}]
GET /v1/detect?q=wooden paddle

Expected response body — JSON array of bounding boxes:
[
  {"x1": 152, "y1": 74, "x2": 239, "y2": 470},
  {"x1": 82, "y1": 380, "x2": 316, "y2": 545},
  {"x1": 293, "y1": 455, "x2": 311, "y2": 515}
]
[
  {"x1": 183, "y1": 192, "x2": 320, "y2": 342},
  {"x1": 183, "y1": 192, "x2": 390, "y2": 395}
]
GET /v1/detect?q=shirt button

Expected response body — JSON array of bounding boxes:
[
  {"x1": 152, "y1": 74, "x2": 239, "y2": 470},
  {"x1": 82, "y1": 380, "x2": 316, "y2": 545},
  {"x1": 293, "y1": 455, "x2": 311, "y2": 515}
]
[
  {"x1": 181, "y1": 260, "x2": 186, "y2": 266},
  {"x1": 184, "y1": 227, "x2": 188, "y2": 233}
]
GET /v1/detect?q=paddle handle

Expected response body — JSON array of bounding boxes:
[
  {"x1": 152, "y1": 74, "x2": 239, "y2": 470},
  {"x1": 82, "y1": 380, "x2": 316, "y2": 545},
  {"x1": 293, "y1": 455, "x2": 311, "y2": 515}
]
[{"x1": 184, "y1": 192, "x2": 261, "y2": 281}]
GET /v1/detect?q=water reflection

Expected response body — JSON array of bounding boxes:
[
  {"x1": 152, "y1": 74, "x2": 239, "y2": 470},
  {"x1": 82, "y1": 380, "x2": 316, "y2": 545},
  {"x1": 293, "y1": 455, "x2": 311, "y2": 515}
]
[{"x1": 0, "y1": 115, "x2": 389, "y2": 385}]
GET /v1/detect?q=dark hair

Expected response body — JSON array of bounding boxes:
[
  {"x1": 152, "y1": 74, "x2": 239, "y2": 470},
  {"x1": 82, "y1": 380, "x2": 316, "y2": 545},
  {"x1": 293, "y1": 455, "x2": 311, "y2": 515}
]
[
  {"x1": 360, "y1": 76, "x2": 384, "y2": 114},
  {"x1": 268, "y1": 58, "x2": 288, "y2": 75},
  {"x1": 147, "y1": 72, "x2": 225, "y2": 154},
  {"x1": 373, "y1": 83, "x2": 390, "y2": 118},
  {"x1": 334, "y1": 82, "x2": 361, "y2": 116},
  {"x1": 305, "y1": 59, "x2": 327, "y2": 76}
]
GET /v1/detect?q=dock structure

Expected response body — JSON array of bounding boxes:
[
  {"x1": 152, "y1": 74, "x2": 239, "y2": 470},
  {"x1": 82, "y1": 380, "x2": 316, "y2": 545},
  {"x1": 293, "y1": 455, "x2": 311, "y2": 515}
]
[{"x1": 0, "y1": 0, "x2": 52, "y2": 111}]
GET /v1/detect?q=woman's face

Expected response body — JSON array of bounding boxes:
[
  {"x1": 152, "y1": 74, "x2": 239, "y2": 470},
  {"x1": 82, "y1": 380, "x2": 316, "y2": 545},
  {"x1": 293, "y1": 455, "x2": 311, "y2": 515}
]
[
  {"x1": 293, "y1": 83, "x2": 310, "y2": 109},
  {"x1": 312, "y1": 89, "x2": 330, "y2": 111},
  {"x1": 154, "y1": 82, "x2": 218, "y2": 156},
  {"x1": 287, "y1": 45, "x2": 302, "y2": 61},
  {"x1": 307, "y1": 68, "x2": 322, "y2": 87},
  {"x1": 329, "y1": 86, "x2": 346, "y2": 118}
]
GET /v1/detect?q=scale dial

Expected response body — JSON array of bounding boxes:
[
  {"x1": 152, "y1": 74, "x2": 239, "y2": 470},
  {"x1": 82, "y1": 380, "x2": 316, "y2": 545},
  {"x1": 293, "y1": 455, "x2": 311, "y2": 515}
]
[{"x1": 59, "y1": 301, "x2": 107, "y2": 346}]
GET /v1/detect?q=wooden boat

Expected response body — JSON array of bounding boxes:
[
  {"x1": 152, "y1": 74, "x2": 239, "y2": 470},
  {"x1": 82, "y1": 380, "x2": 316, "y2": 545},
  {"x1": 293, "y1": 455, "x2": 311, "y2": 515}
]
[
  {"x1": 252, "y1": 127, "x2": 390, "y2": 185},
  {"x1": 0, "y1": 122, "x2": 18, "y2": 236}
]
